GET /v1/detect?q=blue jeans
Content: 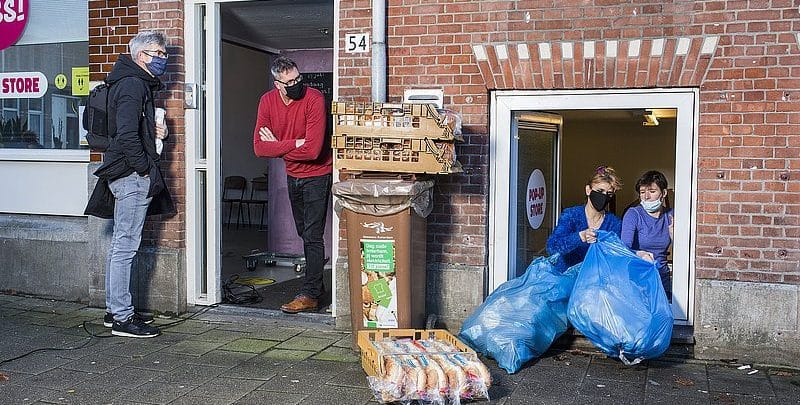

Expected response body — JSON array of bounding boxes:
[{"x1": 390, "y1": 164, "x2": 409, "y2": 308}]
[
  {"x1": 106, "y1": 172, "x2": 152, "y2": 322},
  {"x1": 287, "y1": 174, "x2": 332, "y2": 299}
]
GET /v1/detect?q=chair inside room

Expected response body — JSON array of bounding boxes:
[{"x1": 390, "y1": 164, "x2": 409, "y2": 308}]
[
  {"x1": 222, "y1": 175, "x2": 247, "y2": 229},
  {"x1": 243, "y1": 176, "x2": 268, "y2": 230}
]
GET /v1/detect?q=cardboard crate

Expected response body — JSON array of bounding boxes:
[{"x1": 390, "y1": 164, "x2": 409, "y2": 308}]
[
  {"x1": 332, "y1": 101, "x2": 463, "y2": 142},
  {"x1": 357, "y1": 329, "x2": 476, "y2": 377},
  {"x1": 333, "y1": 135, "x2": 462, "y2": 174}
]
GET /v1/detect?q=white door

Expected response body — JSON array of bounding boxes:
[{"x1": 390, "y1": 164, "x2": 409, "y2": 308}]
[
  {"x1": 186, "y1": 2, "x2": 221, "y2": 305},
  {"x1": 490, "y1": 89, "x2": 698, "y2": 325}
]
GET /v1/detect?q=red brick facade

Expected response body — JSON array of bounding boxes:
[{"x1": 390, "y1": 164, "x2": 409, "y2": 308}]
[{"x1": 338, "y1": 0, "x2": 800, "y2": 283}]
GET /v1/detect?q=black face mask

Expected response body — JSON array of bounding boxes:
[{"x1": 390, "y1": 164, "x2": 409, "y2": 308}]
[
  {"x1": 285, "y1": 82, "x2": 306, "y2": 100},
  {"x1": 589, "y1": 190, "x2": 611, "y2": 212}
]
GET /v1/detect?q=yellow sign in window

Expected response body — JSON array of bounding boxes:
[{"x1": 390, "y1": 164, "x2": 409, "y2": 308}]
[{"x1": 72, "y1": 67, "x2": 89, "y2": 96}]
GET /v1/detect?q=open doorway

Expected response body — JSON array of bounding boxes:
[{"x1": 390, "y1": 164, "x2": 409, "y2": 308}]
[
  {"x1": 490, "y1": 89, "x2": 697, "y2": 325},
  {"x1": 217, "y1": 0, "x2": 334, "y2": 312}
]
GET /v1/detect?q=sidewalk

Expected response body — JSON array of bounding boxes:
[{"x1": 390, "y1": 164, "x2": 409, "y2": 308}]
[{"x1": 1, "y1": 293, "x2": 798, "y2": 404}]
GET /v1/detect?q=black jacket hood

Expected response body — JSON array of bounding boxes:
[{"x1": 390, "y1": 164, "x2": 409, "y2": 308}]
[{"x1": 106, "y1": 54, "x2": 163, "y2": 91}]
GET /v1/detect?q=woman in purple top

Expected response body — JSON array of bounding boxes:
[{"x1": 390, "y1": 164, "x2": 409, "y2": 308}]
[
  {"x1": 546, "y1": 166, "x2": 624, "y2": 273},
  {"x1": 621, "y1": 170, "x2": 674, "y2": 300}
]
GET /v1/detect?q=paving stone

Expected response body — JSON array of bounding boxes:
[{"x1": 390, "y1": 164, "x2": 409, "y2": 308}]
[
  {"x1": 585, "y1": 356, "x2": 649, "y2": 384},
  {"x1": 332, "y1": 335, "x2": 357, "y2": 349},
  {"x1": 163, "y1": 339, "x2": 225, "y2": 356},
  {"x1": 709, "y1": 392, "x2": 779, "y2": 404},
  {"x1": 574, "y1": 392, "x2": 642, "y2": 404},
  {"x1": 233, "y1": 390, "x2": 307, "y2": 405},
  {"x1": 160, "y1": 319, "x2": 221, "y2": 335},
  {"x1": 0, "y1": 351, "x2": 72, "y2": 374},
  {"x1": 645, "y1": 360, "x2": 709, "y2": 398},
  {"x1": 170, "y1": 396, "x2": 235, "y2": 405},
  {"x1": 126, "y1": 352, "x2": 204, "y2": 372},
  {"x1": 22, "y1": 367, "x2": 94, "y2": 390},
  {"x1": 48, "y1": 338, "x2": 120, "y2": 360},
  {"x1": 219, "y1": 338, "x2": 279, "y2": 353},
  {"x1": 324, "y1": 364, "x2": 369, "y2": 388},
  {"x1": 29, "y1": 301, "x2": 87, "y2": 316},
  {"x1": 275, "y1": 335, "x2": 335, "y2": 351},
  {"x1": 220, "y1": 358, "x2": 291, "y2": 380},
  {"x1": 256, "y1": 364, "x2": 338, "y2": 394},
  {"x1": 61, "y1": 353, "x2": 127, "y2": 374},
  {"x1": 302, "y1": 385, "x2": 373, "y2": 405},
  {"x1": 99, "y1": 340, "x2": 169, "y2": 358},
  {"x1": 189, "y1": 329, "x2": 251, "y2": 343},
  {"x1": 154, "y1": 331, "x2": 194, "y2": 345},
  {"x1": 68, "y1": 381, "x2": 134, "y2": 403},
  {"x1": 259, "y1": 348, "x2": 315, "y2": 361},
  {"x1": 0, "y1": 384, "x2": 62, "y2": 403},
  {"x1": 707, "y1": 365, "x2": 776, "y2": 397},
  {"x1": 768, "y1": 371, "x2": 800, "y2": 403},
  {"x1": 187, "y1": 350, "x2": 257, "y2": 368},
  {"x1": 161, "y1": 363, "x2": 228, "y2": 385},
  {"x1": 119, "y1": 381, "x2": 197, "y2": 404},
  {"x1": 239, "y1": 326, "x2": 303, "y2": 341},
  {"x1": 578, "y1": 377, "x2": 645, "y2": 403},
  {"x1": 506, "y1": 394, "x2": 575, "y2": 405},
  {"x1": 643, "y1": 392, "x2": 711, "y2": 404},
  {"x1": 82, "y1": 366, "x2": 168, "y2": 389},
  {"x1": 0, "y1": 370, "x2": 32, "y2": 386},
  {"x1": 531, "y1": 351, "x2": 593, "y2": 369},
  {"x1": 187, "y1": 377, "x2": 265, "y2": 400},
  {"x1": 169, "y1": 395, "x2": 235, "y2": 405},
  {"x1": 312, "y1": 346, "x2": 359, "y2": 362}
]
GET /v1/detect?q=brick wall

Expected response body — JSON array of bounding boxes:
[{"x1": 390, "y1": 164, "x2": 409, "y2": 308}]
[
  {"x1": 338, "y1": 0, "x2": 799, "y2": 281},
  {"x1": 89, "y1": 0, "x2": 186, "y2": 249},
  {"x1": 88, "y1": 0, "x2": 139, "y2": 81}
]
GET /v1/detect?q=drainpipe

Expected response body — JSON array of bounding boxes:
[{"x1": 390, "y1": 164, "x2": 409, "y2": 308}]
[{"x1": 371, "y1": 0, "x2": 386, "y2": 102}]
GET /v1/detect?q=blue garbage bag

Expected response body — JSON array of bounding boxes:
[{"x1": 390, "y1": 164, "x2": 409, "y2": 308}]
[
  {"x1": 459, "y1": 254, "x2": 579, "y2": 373},
  {"x1": 567, "y1": 231, "x2": 673, "y2": 365}
]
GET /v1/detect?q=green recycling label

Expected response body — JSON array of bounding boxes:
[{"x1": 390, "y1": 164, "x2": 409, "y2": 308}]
[
  {"x1": 367, "y1": 278, "x2": 392, "y2": 308},
  {"x1": 361, "y1": 239, "x2": 395, "y2": 273}
]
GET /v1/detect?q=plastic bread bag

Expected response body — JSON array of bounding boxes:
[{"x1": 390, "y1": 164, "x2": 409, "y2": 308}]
[
  {"x1": 459, "y1": 254, "x2": 578, "y2": 373},
  {"x1": 567, "y1": 231, "x2": 673, "y2": 365},
  {"x1": 368, "y1": 354, "x2": 436, "y2": 404}
]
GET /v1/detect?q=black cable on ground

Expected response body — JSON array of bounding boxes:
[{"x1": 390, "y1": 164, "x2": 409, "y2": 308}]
[
  {"x1": 222, "y1": 274, "x2": 263, "y2": 305},
  {"x1": 0, "y1": 304, "x2": 220, "y2": 366}
]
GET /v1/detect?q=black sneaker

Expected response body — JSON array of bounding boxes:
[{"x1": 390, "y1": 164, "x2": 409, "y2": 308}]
[
  {"x1": 111, "y1": 316, "x2": 161, "y2": 338},
  {"x1": 103, "y1": 312, "x2": 154, "y2": 328}
]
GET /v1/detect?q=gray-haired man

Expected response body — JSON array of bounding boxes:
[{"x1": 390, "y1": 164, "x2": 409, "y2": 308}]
[{"x1": 86, "y1": 31, "x2": 175, "y2": 337}]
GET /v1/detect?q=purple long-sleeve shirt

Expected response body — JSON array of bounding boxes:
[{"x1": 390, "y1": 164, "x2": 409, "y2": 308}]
[{"x1": 621, "y1": 205, "x2": 673, "y2": 273}]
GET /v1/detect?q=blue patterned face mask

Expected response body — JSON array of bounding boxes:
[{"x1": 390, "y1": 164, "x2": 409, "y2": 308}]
[
  {"x1": 146, "y1": 56, "x2": 168, "y2": 76},
  {"x1": 640, "y1": 198, "x2": 663, "y2": 213}
]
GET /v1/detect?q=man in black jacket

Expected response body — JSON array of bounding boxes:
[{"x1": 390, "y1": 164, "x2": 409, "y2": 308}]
[{"x1": 89, "y1": 31, "x2": 174, "y2": 338}]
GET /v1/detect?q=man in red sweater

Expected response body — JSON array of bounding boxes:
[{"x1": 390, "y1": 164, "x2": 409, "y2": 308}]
[{"x1": 253, "y1": 56, "x2": 332, "y2": 313}]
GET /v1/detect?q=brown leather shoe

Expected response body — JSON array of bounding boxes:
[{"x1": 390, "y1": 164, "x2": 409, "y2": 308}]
[{"x1": 280, "y1": 295, "x2": 319, "y2": 314}]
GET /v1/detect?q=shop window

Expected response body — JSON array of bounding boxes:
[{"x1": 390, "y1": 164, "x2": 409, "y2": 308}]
[{"x1": 0, "y1": 42, "x2": 88, "y2": 150}]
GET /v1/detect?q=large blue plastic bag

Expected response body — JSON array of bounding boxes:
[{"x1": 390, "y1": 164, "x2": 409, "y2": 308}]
[
  {"x1": 567, "y1": 231, "x2": 673, "y2": 365},
  {"x1": 459, "y1": 255, "x2": 578, "y2": 373}
]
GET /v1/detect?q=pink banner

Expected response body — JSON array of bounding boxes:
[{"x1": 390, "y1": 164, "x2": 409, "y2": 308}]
[{"x1": 0, "y1": 0, "x2": 28, "y2": 51}]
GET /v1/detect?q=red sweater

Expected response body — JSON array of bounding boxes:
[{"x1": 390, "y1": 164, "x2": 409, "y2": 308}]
[{"x1": 253, "y1": 87, "x2": 332, "y2": 178}]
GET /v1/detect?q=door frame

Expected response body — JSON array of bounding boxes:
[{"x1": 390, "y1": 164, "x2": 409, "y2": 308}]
[
  {"x1": 489, "y1": 88, "x2": 699, "y2": 325},
  {"x1": 184, "y1": 0, "x2": 341, "y2": 314}
]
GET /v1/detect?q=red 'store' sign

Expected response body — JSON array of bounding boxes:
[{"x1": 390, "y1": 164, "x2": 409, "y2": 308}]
[{"x1": 0, "y1": 0, "x2": 28, "y2": 52}]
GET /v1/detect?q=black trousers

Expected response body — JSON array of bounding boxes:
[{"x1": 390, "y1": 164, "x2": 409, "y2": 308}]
[{"x1": 287, "y1": 173, "x2": 332, "y2": 299}]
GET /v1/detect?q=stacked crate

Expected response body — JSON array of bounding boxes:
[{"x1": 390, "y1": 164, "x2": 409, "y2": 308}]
[{"x1": 331, "y1": 101, "x2": 463, "y2": 174}]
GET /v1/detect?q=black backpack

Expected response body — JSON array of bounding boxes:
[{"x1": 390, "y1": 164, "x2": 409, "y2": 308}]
[{"x1": 82, "y1": 81, "x2": 112, "y2": 151}]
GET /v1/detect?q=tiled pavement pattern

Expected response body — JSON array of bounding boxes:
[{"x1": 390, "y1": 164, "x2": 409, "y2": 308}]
[{"x1": 1, "y1": 293, "x2": 798, "y2": 404}]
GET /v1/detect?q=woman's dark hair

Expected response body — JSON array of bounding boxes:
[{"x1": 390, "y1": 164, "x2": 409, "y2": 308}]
[{"x1": 635, "y1": 170, "x2": 668, "y2": 192}]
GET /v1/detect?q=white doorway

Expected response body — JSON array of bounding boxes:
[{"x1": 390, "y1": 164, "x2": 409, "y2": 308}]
[
  {"x1": 489, "y1": 89, "x2": 698, "y2": 324},
  {"x1": 184, "y1": 0, "x2": 339, "y2": 313}
]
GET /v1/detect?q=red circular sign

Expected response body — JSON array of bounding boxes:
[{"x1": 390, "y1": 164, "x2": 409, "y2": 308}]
[{"x1": 0, "y1": 1, "x2": 29, "y2": 52}]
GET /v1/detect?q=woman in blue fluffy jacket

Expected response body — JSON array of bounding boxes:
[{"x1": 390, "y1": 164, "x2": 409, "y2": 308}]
[{"x1": 546, "y1": 166, "x2": 623, "y2": 272}]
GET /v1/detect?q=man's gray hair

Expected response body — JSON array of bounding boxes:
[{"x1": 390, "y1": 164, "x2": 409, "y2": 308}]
[
  {"x1": 128, "y1": 31, "x2": 167, "y2": 57},
  {"x1": 270, "y1": 56, "x2": 298, "y2": 78}
]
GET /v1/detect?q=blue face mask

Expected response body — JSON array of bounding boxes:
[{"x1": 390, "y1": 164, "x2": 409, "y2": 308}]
[
  {"x1": 146, "y1": 56, "x2": 168, "y2": 76},
  {"x1": 640, "y1": 198, "x2": 663, "y2": 213}
]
